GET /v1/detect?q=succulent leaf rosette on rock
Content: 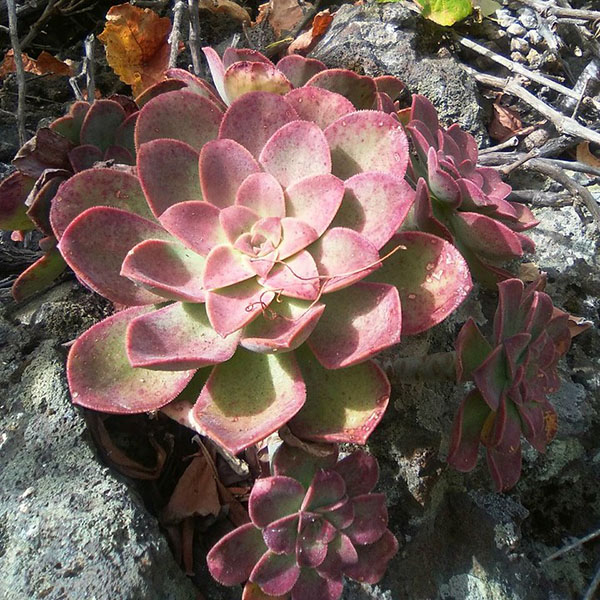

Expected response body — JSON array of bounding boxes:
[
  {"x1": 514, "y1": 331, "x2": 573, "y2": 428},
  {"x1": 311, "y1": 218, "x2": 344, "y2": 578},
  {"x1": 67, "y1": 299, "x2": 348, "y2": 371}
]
[
  {"x1": 207, "y1": 443, "x2": 398, "y2": 599},
  {"x1": 53, "y1": 77, "x2": 471, "y2": 455},
  {"x1": 448, "y1": 278, "x2": 571, "y2": 491},
  {"x1": 404, "y1": 95, "x2": 538, "y2": 286}
]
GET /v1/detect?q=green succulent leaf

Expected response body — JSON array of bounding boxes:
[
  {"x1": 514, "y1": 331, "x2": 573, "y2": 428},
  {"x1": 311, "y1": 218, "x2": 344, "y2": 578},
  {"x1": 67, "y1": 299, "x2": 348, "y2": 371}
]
[{"x1": 417, "y1": 0, "x2": 473, "y2": 26}]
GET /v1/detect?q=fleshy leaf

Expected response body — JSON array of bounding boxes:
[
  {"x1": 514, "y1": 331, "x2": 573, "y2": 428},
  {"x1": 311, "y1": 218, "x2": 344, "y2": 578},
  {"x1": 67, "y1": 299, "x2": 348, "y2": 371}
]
[
  {"x1": 0, "y1": 171, "x2": 35, "y2": 230},
  {"x1": 455, "y1": 317, "x2": 493, "y2": 382},
  {"x1": 472, "y1": 345, "x2": 508, "y2": 411},
  {"x1": 126, "y1": 302, "x2": 240, "y2": 370},
  {"x1": 276, "y1": 55, "x2": 326, "y2": 88},
  {"x1": 67, "y1": 306, "x2": 195, "y2": 413},
  {"x1": 272, "y1": 443, "x2": 338, "y2": 489},
  {"x1": 308, "y1": 281, "x2": 401, "y2": 368},
  {"x1": 68, "y1": 144, "x2": 103, "y2": 172},
  {"x1": 344, "y1": 494, "x2": 388, "y2": 545},
  {"x1": 343, "y1": 530, "x2": 398, "y2": 584},
  {"x1": 306, "y1": 69, "x2": 376, "y2": 110},
  {"x1": 285, "y1": 87, "x2": 355, "y2": 130},
  {"x1": 192, "y1": 348, "x2": 306, "y2": 454},
  {"x1": 243, "y1": 582, "x2": 287, "y2": 600},
  {"x1": 369, "y1": 232, "x2": 472, "y2": 335},
  {"x1": 417, "y1": 0, "x2": 473, "y2": 26},
  {"x1": 289, "y1": 346, "x2": 389, "y2": 444},
  {"x1": 296, "y1": 513, "x2": 336, "y2": 568},
  {"x1": 135, "y1": 90, "x2": 222, "y2": 150},
  {"x1": 50, "y1": 168, "x2": 154, "y2": 239},
  {"x1": 203, "y1": 244, "x2": 256, "y2": 289},
  {"x1": 333, "y1": 450, "x2": 379, "y2": 497},
  {"x1": 291, "y1": 568, "x2": 343, "y2": 600},
  {"x1": 325, "y1": 111, "x2": 408, "y2": 179},
  {"x1": 137, "y1": 139, "x2": 202, "y2": 217},
  {"x1": 262, "y1": 513, "x2": 299, "y2": 555},
  {"x1": 79, "y1": 99, "x2": 126, "y2": 153},
  {"x1": 250, "y1": 476, "x2": 305, "y2": 527},
  {"x1": 259, "y1": 120, "x2": 331, "y2": 189},
  {"x1": 223, "y1": 61, "x2": 292, "y2": 104},
  {"x1": 12, "y1": 247, "x2": 66, "y2": 302},
  {"x1": 236, "y1": 172, "x2": 286, "y2": 218},
  {"x1": 207, "y1": 522, "x2": 267, "y2": 586},
  {"x1": 250, "y1": 551, "x2": 300, "y2": 596},
  {"x1": 259, "y1": 250, "x2": 320, "y2": 300},
  {"x1": 302, "y1": 470, "x2": 346, "y2": 511},
  {"x1": 317, "y1": 534, "x2": 358, "y2": 581}
]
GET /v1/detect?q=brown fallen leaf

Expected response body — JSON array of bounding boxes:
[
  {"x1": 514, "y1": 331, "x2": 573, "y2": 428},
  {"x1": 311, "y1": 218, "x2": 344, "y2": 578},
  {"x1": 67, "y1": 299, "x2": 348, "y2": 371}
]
[
  {"x1": 199, "y1": 0, "x2": 250, "y2": 23},
  {"x1": 98, "y1": 3, "x2": 172, "y2": 96},
  {"x1": 287, "y1": 10, "x2": 333, "y2": 55},
  {"x1": 260, "y1": 0, "x2": 309, "y2": 37},
  {"x1": 0, "y1": 49, "x2": 73, "y2": 78},
  {"x1": 489, "y1": 100, "x2": 522, "y2": 142},
  {"x1": 576, "y1": 141, "x2": 600, "y2": 168}
]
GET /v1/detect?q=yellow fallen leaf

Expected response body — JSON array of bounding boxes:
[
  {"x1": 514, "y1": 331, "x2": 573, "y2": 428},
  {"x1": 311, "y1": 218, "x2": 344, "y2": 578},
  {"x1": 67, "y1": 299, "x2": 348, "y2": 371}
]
[{"x1": 98, "y1": 3, "x2": 172, "y2": 96}]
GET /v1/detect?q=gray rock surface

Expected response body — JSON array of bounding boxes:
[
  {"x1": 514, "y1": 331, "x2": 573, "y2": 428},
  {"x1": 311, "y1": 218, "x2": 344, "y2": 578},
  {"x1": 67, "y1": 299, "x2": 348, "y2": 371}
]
[{"x1": 0, "y1": 283, "x2": 197, "y2": 600}]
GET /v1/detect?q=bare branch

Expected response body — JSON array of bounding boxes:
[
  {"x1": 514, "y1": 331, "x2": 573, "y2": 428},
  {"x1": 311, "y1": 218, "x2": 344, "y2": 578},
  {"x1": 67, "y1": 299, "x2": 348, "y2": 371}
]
[{"x1": 6, "y1": 0, "x2": 27, "y2": 146}]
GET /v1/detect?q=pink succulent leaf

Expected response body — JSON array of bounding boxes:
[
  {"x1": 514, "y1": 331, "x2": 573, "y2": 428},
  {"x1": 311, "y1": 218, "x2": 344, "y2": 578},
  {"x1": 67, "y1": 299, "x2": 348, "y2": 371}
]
[
  {"x1": 447, "y1": 390, "x2": 491, "y2": 473},
  {"x1": 114, "y1": 112, "x2": 138, "y2": 158},
  {"x1": 259, "y1": 250, "x2": 320, "y2": 300},
  {"x1": 103, "y1": 144, "x2": 134, "y2": 165},
  {"x1": 201, "y1": 46, "x2": 228, "y2": 103},
  {"x1": 302, "y1": 470, "x2": 346, "y2": 512},
  {"x1": 284, "y1": 174, "x2": 344, "y2": 238},
  {"x1": 333, "y1": 450, "x2": 380, "y2": 497},
  {"x1": 344, "y1": 494, "x2": 388, "y2": 546},
  {"x1": 12, "y1": 246, "x2": 66, "y2": 303},
  {"x1": 138, "y1": 139, "x2": 202, "y2": 217},
  {"x1": 250, "y1": 551, "x2": 300, "y2": 596},
  {"x1": 236, "y1": 172, "x2": 286, "y2": 218},
  {"x1": 316, "y1": 534, "x2": 358, "y2": 581},
  {"x1": 272, "y1": 443, "x2": 339, "y2": 489},
  {"x1": 309, "y1": 227, "x2": 380, "y2": 293},
  {"x1": 250, "y1": 476, "x2": 305, "y2": 527},
  {"x1": 159, "y1": 201, "x2": 226, "y2": 256},
  {"x1": 259, "y1": 120, "x2": 331, "y2": 189},
  {"x1": 220, "y1": 204, "x2": 260, "y2": 243},
  {"x1": 68, "y1": 144, "x2": 103, "y2": 172},
  {"x1": 519, "y1": 399, "x2": 556, "y2": 451},
  {"x1": 276, "y1": 55, "x2": 326, "y2": 87},
  {"x1": 285, "y1": 87, "x2": 355, "y2": 130},
  {"x1": 478, "y1": 167, "x2": 512, "y2": 202},
  {"x1": 223, "y1": 48, "x2": 274, "y2": 68},
  {"x1": 219, "y1": 92, "x2": 299, "y2": 159},
  {"x1": 406, "y1": 121, "x2": 437, "y2": 163},
  {"x1": 373, "y1": 92, "x2": 396, "y2": 113},
  {"x1": 411, "y1": 179, "x2": 453, "y2": 242},
  {"x1": 445, "y1": 124, "x2": 478, "y2": 164},
  {"x1": 291, "y1": 568, "x2": 343, "y2": 600},
  {"x1": 493, "y1": 278, "x2": 525, "y2": 342},
  {"x1": 67, "y1": 306, "x2": 195, "y2": 413},
  {"x1": 206, "y1": 279, "x2": 274, "y2": 337},
  {"x1": 165, "y1": 67, "x2": 226, "y2": 109},
  {"x1": 410, "y1": 95, "x2": 440, "y2": 134},
  {"x1": 58, "y1": 206, "x2": 171, "y2": 306},
  {"x1": 306, "y1": 69, "x2": 377, "y2": 110},
  {"x1": 0, "y1": 171, "x2": 35, "y2": 230},
  {"x1": 369, "y1": 232, "x2": 472, "y2": 335},
  {"x1": 374, "y1": 76, "x2": 406, "y2": 101},
  {"x1": 192, "y1": 349, "x2": 306, "y2": 454},
  {"x1": 427, "y1": 147, "x2": 461, "y2": 206},
  {"x1": 514, "y1": 231, "x2": 536, "y2": 255},
  {"x1": 224, "y1": 62, "x2": 293, "y2": 105},
  {"x1": 50, "y1": 168, "x2": 154, "y2": 239},
  {"x1": 262, "y1": 513, "x2": 299, "y2": 555},
  {"x1": 207, "y1": 522, "x2": 267, "y2": 586},
  {"x1": 319, "y1": 498, "x2": 354, "y2": 530},
  {"x1": 120, "y1": 238, "x2": 206, "y2": 302},
  {"x1": 49, "y1": 100, "x2": 89, "y2": 144},
  {"x1": 308, "y1": 281, "x2": 401, "y2": 369},
  {"x1": 325, "y1": 111, "x2": 409, "y2": 180},
  {"x1": 452, "y1": 212, "x2": 525, "y2": 260},
  {"x1": 343, "y1": 529, "x2": 398, "y2": 584},
  {"x1": 289, "y1": 346, "x2": 389, "y2": 445},
  {"x1": 503, "y1": 333, "x2": 531, "y2": 381},
  {"x1": 13, "y1": 128, "x2": 73, "y2": 178},
  {"x1": 277, "y1": 217, "x2": 320, "y2": 261},
  {"x1": 135, "y1": 78, "x2": 187, "y2": 108},
  {"x1": 125, "y1": 301, "x2": 240, "y2": 370},
  {"x1": 296, "y1": 514, "x2": 337, "y2": 568},
  {"x1": 200, "y1": 138, "x2": 261, "y2": 208},
  {"x1": 79, "y1": 99, "x2": 126, "y2": 153},
  {"x1": 455, "y1": 317, "x2": 493, "y2": 382},
  {"x1": 203, "y1": 244, "x2": 257, "y2": 289},
  {"x1": 472, "y1": 345, "x2": 509, "y2": 412},
  {"x1": 135, "y1": 90, "x2": 222, "y2": 151},
  {"x1": 456, "y1": 178, "x2": 498, "y2": 212},
  {"x1": 332, "y1": 172, "x2": 415, "y2": 249},
  {"x1": 240, "y1": 298, "x2": 326, "y2": 353},
  {"x1": 27, "y1": 171, "x2": 67, "y2": 233}
]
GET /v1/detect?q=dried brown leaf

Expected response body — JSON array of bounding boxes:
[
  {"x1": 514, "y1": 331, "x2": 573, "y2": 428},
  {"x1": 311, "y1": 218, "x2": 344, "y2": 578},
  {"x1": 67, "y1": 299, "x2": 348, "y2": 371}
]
[
  {"x1": 287, "y1": 9, "x2": 332, "y2": 55},
  {"x1": 199, "y1": 0, "x2": 250, "y2": 22},
  {"x1": 0, "y1": 49, "x2": 73, "y2": 78},
  {"x1": 489, "y1": 101, "x2": 522, "y2": 142}
]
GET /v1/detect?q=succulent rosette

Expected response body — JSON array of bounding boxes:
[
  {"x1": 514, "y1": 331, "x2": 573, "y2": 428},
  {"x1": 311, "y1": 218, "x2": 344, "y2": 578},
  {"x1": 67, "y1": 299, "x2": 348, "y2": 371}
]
[
  {"x1": 0, "y1": 97, "x2": 139, "y2": 300},
  {"x1": 404, "y1": 95, "x2": 538, "y2": 286},
  {"x1": 207, "y1": 443, "x2": 398, "y2": 599},
  {"x1": 52, "y1": 79, "x2": 471, "y2": 455},
  {"x1": 448, "y1": 278, "x2": 571, "y2": 491}
]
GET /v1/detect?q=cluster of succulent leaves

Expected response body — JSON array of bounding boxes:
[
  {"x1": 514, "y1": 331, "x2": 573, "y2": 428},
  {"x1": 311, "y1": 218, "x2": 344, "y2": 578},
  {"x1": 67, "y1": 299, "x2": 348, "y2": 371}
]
[
  {"x1": 0, "y1": 43, "x2": 574, "y2": 596},
  {"x1": 208, "y1": 443, "x2": 398, "y2": 599},
  {"x1": 448, "y1": 278, "x2": 571, "y2": 491}
]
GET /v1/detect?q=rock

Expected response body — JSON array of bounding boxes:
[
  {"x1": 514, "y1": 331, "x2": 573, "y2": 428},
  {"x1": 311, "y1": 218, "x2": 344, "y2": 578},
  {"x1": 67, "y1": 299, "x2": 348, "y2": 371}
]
[
  {"x1": 496, "y1": 8, "x2": 516, "y2": 28},
  {"x1": 0, "y1": 292, "x2": 197, "y2": 600},
  {"x1": 527, "y1": 30, "x2": 543, "y2": 46},
  {"x1": 511, "y1": 37, "x2": 530, "y2": 54},
  {"x1": 517, "y1": 9, "x2": 538, "y2": 30},
  {"x1": 310, "y1": 3, "x2": 488, "y2": 144},
  {"x1": 507, "y1": 22, "x2": 527, "y2": 37}
]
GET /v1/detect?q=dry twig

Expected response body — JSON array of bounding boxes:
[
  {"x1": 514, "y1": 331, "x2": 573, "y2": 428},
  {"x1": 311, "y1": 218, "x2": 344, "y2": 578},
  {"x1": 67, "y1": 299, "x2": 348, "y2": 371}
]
[
  {"x1": 541, "y1": 527, "x2": 600, "y2": 564},
  {"x1": 187, "y1": 0, "x2": 202, "y2": 75},
  {"x1": 6, "y1": 0, "x2": 27, "y2": 145},
  {"x1": 169, "y1": 0, "x2": 186, "y2": 68}
]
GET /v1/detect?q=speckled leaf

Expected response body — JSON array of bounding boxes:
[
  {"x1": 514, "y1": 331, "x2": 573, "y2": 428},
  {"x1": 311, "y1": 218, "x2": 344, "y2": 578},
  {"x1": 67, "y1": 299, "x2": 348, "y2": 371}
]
[
  {"x1": 68, "y1": 144, "x2": 103, "y2": 172},
  {"x1": 49, "y1": 101, "x2": 89, "y2": 144},
  {"x1": 166, "y1": 66, "x2": 226, "y2": 109},
  {"x1": 343, "y1": 530, "x2": 398, "y2": 584},
  {"x1": 0, "y1": 171, "x2": 35, "y2": 230},
  {"x1": 290, "y1": 568, "x2": 343, "y2": 600},
  {"x1": 285, "y1": 87, "x2": 354, "y2": 130},
  {"x1": 250, "y1": 551, "x2": 300, "y2": 596},
  {"x1": 302, "y1": 470, "x2": 346, "y2": 511},
  {"x1": 11, "y1": 247, "x2": 66, "y2": 302},
  {"x1": 135, "y1": 78, "x2": 187, "y2": 107},
  {"x1": 333, "y1": 450, "x2": 379, "y2": 497},
  {"x1": 368, "y1": 232, "x2": 472, "y2": 335},
  {"x1": 258, "y1": 250, "x2": 320, "y2": 300},
  {"x1": 344, "y1": 494, "x2": 388, "y2": 545},
  {"x1": 317, "y1": 533, "x2": 358, "y2": 581},
  {"x1": 296, "y1": 513, "x2": 336, "y2": 567},
  {"x1": 79, "y1": 99, "x2": 126, "y2": 152},
  {"x1": 272, "y1": 443, "x2": 338, "y2": 489},
  {"x1": 262, "y1": 513, "x2": 299, "y2": 555},
  {"x1": 224, "y1": 61, "x2": 292, "y2": 104},
  {"x1": 192, "y1": 348, "x2": 306, "y2": 454},
  {"x1": 306, "y1": 69, "x2": 376, "y2": 110},
  {"x1": 203, "y1": 244, "x2": 256, "y2": 290},
  {"x1": 67, "y1": 306, "x2": 195, "y2": 413},
  {"x1": 276, "y1": 55, "x2": 326, "y2": 87},
  {"x1": 250, "y1": 476, "x2": 305, "y2": 527},
  {"x1": 289, "y1": 346, "x2": 389, "y2": 444}
]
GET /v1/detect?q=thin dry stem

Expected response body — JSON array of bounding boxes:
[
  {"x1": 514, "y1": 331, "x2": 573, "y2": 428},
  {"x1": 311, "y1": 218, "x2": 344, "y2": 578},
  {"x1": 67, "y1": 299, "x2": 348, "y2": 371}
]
[
  {"x1": 169, "y1": 0, "x2": 187, "y2": 68},
  {"x1": 187, "y1": 0, "x2": 202, "y2": 75},
  {"x1": 6, "y1": 0, "x2": 27, "y2": 145}
]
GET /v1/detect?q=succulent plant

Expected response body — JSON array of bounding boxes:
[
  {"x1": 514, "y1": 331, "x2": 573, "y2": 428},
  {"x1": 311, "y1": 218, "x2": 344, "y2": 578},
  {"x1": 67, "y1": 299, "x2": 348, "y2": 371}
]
[
  {"x1": 0, "y1": 96, "x2": 139, "y2": 301},
  {"x1": 207, "y1": 443, "x2": 398, "y2": 599},
  {"x1": 448, "y1": 278, "x2": 571, "y2": 491},
  {"x1": 403, "y1": 95, "x2": 538, "y2": 286},
  {"x1": 52, "y1": 79, "x2": 471, "y2": 455}
]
